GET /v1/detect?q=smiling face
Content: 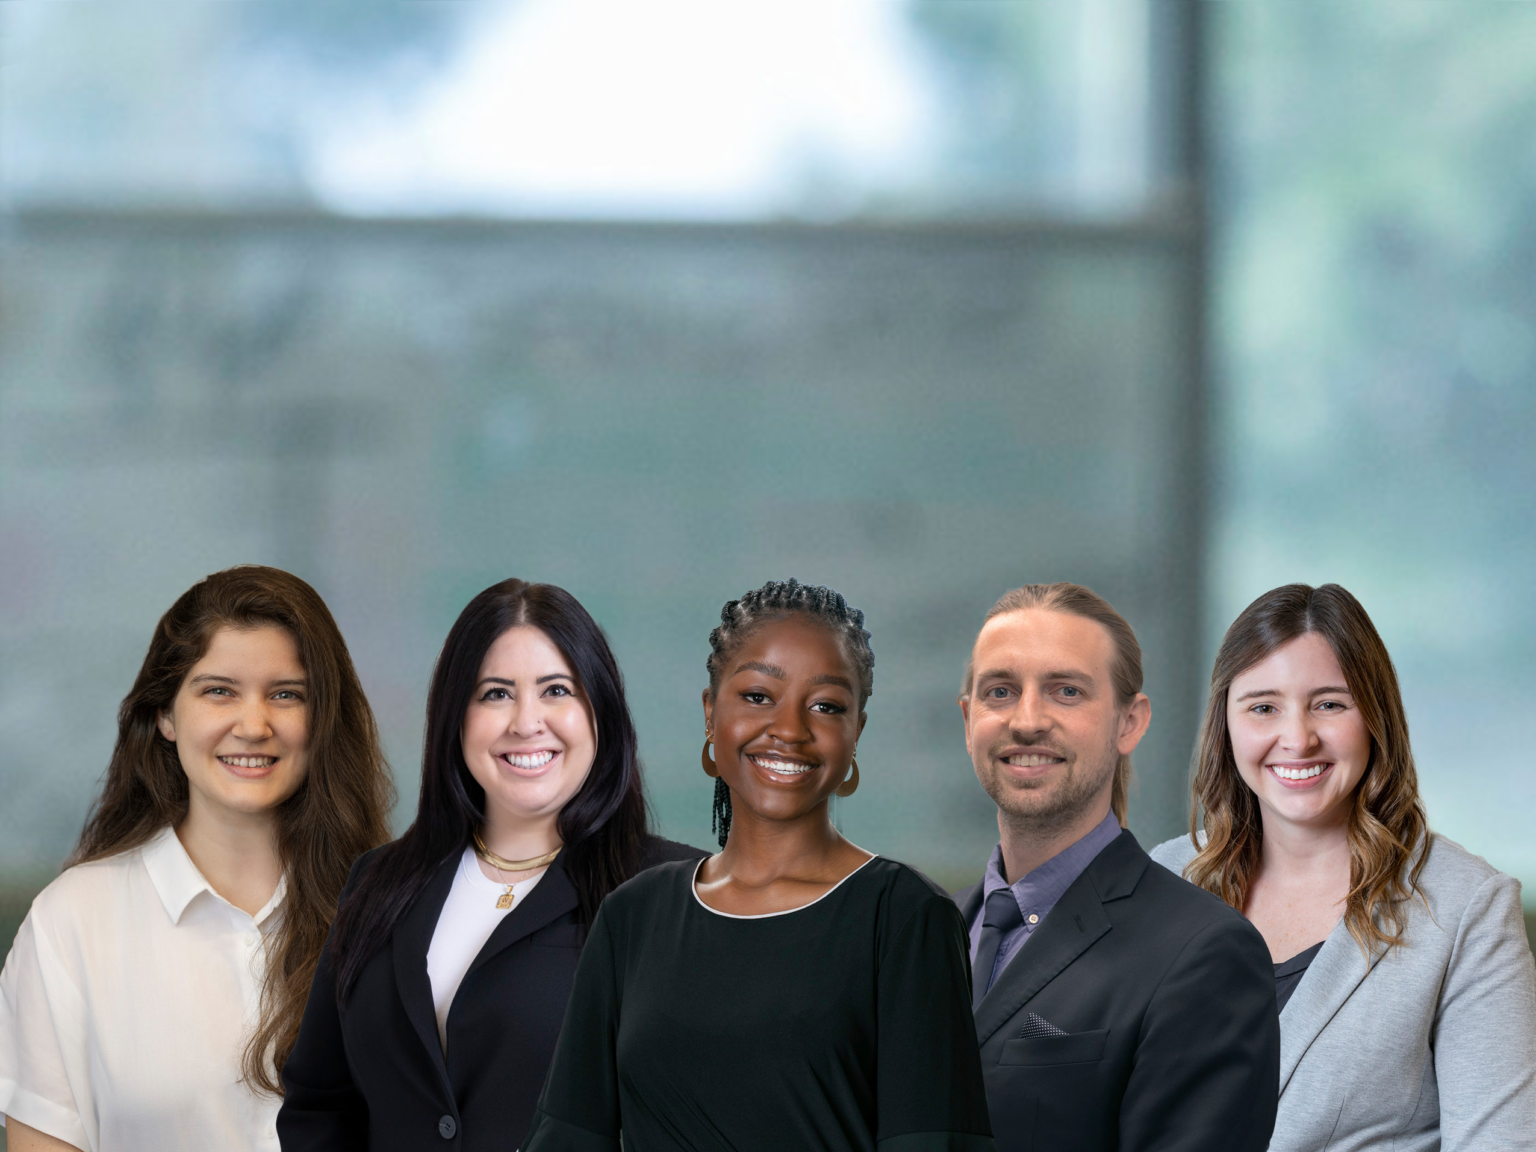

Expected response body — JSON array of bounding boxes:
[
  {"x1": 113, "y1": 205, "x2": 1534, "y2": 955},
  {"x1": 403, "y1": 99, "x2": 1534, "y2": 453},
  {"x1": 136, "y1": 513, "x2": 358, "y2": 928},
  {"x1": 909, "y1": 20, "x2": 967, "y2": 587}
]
[
  {"x1": 703, "y1": 614, "x2": 866, "y2": 828},
  {"x1": 1226, "y1": 631, "x2": 1373, "y2": 832},
  {"x1": 156, "y1": 625, "x2": 311, "y2": 821},
  {"x1": 962, "y1": 608, "x2": 1149, "y2": 835},
  {"x1": 460, "y1": 625, "x2": 598, "y2": 829}
]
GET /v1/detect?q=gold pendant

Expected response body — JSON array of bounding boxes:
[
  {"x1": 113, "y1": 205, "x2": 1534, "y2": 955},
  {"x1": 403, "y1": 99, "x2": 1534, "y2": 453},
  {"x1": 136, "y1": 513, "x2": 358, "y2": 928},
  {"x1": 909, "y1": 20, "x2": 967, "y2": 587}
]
[{"x1": 496, "y1": 886, "x2": 515, "y2": 910}]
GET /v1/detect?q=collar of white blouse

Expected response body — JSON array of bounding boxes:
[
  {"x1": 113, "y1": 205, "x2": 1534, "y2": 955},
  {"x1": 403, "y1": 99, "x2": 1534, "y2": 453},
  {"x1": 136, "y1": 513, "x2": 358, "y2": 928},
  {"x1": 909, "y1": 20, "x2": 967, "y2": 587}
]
[{"x1": 141, "y1": 824, "x2": 287, "y2": 927}]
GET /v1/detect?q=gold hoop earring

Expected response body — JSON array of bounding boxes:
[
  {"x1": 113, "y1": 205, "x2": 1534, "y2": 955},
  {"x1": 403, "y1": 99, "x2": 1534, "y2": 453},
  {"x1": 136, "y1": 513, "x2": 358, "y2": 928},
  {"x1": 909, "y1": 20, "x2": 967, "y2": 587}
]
[
  {"x1": 701, "y1": 735, "x2": 719, "y2": 778},
  {"x1": 835, "y1": 755, "x2": 860, "y2": 797}
]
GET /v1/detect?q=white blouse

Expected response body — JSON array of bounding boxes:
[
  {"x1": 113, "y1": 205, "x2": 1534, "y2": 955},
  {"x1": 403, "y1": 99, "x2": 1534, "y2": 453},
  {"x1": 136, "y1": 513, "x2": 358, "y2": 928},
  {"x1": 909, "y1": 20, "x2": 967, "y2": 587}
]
[
  {"x1": 0, "y1": 826, "x2": 285, "y2": 1152},
  {"x1": 425, "y1": 846, "x2": 544, "y2": 1053}
]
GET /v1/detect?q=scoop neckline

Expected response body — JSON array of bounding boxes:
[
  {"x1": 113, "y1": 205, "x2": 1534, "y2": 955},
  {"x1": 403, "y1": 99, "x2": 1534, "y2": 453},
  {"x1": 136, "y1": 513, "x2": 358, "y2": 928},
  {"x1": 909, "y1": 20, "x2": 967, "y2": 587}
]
[{"x1": 689, "y1": 852, "x2": 879, "y2": 920}]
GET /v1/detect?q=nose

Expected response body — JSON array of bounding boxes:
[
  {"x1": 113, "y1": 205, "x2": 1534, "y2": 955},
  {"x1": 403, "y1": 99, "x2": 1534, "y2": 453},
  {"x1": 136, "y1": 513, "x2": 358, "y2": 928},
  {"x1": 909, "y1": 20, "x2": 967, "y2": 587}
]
[
  {"x1": 1006, "y1": 685, "x2": 1051, "y2": 741},
  {"x1": 1277, "y1": 706, "x2": 1321, "y2": 755},
  {"x1": 232, "y1": 698, "x2": 276, "y2": 742},
  {"x1": 506, "y1": 692, "x2": 547, "y2": 738},
  {"x1": 764, "y1": 698, "x2": 813, "y2": 746}
]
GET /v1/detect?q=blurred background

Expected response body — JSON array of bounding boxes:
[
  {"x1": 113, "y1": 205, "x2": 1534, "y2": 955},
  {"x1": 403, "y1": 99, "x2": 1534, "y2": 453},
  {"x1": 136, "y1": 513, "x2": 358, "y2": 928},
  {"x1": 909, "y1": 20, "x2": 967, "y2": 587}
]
[{"x1": 2, "y1": 0, "x2": 1533, "y2": 981}]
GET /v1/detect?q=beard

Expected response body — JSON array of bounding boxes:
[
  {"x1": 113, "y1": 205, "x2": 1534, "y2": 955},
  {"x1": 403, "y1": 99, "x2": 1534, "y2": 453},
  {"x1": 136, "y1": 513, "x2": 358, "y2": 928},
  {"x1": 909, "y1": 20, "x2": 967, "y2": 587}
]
[{"x1": 974, "y1": 730, "x2": 1119, "y2": 839}]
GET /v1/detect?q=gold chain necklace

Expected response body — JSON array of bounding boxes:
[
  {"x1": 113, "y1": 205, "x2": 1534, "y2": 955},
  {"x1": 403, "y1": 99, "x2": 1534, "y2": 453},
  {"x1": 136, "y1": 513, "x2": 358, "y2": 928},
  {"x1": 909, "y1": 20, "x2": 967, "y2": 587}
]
[{"x1": 472, "y1": 831, "x2": 561, "y2": 909}]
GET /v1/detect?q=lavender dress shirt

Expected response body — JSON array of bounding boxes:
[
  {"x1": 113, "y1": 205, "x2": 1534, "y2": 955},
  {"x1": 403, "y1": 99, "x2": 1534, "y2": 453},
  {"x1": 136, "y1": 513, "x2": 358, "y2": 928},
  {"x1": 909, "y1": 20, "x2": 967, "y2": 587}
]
[{"x1": 968, "y1": 809, "x2": 1124, "y2": 996}]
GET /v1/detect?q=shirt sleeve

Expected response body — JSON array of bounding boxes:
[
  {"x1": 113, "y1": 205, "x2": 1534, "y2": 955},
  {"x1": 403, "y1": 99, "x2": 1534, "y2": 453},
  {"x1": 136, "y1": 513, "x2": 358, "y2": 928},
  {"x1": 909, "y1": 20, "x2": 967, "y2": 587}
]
[
  {"x1": 875, "y1": 893, "x2": 997, "y2": 1152},
  {"x1": 1434, "y1": 872, "x2": 1536, "y2": 1149},
  {"x1": 0, "y1": 907, "x2": 94, "y2": 1151},
  {"x1": 519, "y1": 902, "x2": 623, "y2": 1152},
  {"x1": 1120, "y1": 915, "x2": 1280, "y2": 1152}
]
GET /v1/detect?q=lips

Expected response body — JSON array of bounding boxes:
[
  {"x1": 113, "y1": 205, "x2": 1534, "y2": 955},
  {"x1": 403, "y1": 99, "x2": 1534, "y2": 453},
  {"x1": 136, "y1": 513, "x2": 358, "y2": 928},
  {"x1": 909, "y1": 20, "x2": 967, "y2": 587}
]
[
  {"x1": 748, "y1": 753, "x2": 818, "y2": 779},
  {"x1": 218, "y1": 754, "x2": 277, "y2": 778},
  {"x1": 1268, "y1": 762, "x2": 1332, "y2": 788},
  {"x1": 500, "y1": 750, "x2": 558, "y2": 772}
]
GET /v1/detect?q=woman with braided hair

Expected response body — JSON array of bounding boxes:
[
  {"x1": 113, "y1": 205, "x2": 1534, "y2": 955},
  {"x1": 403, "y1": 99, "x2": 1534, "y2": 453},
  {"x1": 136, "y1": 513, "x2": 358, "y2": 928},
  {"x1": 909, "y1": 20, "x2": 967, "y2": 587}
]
[{"x1": 523, "y1": 579, "x2": 995, "y2": 1152}]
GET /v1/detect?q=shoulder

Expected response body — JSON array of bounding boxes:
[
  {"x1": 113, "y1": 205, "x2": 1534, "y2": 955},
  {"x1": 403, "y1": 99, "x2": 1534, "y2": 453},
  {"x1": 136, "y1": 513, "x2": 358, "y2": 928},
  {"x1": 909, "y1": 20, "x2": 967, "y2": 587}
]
[
  {"x1": 858, "y1": 858, "x2": 968, "y2": 933},
  {"x1": 26, "y1": 843, "x2": 150, "y2": 930},
  {"x1": 638, "y1": 834, "x2": 710, "y2": 870},
  {"x1": 1412, "y1": 832, "x2": 1523, "y2": 934},
  {"x1": 603, "y1": 854, "x2": 701, "y2": 918},
  {"x1": 1148, "y1": 833, "x2": 1201, "y2": 875}
]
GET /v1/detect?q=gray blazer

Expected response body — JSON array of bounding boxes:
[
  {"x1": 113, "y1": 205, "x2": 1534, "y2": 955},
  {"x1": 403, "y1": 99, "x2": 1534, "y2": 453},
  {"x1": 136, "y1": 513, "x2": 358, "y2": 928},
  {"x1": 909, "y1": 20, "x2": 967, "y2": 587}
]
[{"x1": 1149, "y1": 833, "x2": 1536, "y2": 1152}]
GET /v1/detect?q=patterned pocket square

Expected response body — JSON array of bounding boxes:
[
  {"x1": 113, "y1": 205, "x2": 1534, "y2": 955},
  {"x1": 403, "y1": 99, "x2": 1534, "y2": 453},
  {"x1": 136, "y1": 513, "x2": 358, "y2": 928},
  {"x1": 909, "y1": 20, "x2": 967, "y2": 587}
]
[{"x1": 1017, "y1": 1012, "x2": 1069, "y2": 1038}]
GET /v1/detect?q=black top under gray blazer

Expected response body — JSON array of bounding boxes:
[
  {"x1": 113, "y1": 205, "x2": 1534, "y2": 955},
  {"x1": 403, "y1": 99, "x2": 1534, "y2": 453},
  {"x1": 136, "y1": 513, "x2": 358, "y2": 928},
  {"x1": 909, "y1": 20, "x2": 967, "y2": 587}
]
[
  {"x1": 955, "y1": 830, "x2": 1280, "y2": 1152},
  {"x1": 277, "y1": 836, "x2": 706, "y2": 1152}
]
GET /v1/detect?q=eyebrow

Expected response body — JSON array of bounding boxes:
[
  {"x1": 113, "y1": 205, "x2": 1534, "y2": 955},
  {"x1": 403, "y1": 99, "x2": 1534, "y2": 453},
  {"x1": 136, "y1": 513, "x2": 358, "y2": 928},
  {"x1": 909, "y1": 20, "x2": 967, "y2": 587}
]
[
  {"x1": 809, "y1": 673, "x2": 853, "y2": 690},
  {"x1": 476, "y1": 674, "x2": 575, "y2": 689},
  {"x1": 975, "y1": 668, "x2": 1094, "y2": 685},
  {"x1": 1236, "y1": 685, "x2": 1351, "y2": 701},
  {"x1": 733, "y1": 660, "x2": 786, "y2": 680},
  {"x1": 188, "y1": 674, "x2": 306, "y2": 687}
]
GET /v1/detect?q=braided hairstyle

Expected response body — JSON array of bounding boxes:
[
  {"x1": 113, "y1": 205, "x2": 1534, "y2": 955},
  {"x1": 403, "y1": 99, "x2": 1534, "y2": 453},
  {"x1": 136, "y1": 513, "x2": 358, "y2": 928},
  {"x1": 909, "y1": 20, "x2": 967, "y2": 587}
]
[{"x1": 704, "y1": 578, "x2": 874, "y2": 846}]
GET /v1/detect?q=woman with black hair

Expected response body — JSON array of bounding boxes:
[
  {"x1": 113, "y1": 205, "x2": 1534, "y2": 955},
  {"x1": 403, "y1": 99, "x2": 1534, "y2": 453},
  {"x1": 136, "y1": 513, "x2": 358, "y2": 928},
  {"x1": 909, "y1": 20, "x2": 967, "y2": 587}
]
[
  {"x1": 523, "y1": 579, "x2": 994, "y2": 1152},
  {"x1": 276, "y1": 580, "x2": 704, "y2": 1152}
]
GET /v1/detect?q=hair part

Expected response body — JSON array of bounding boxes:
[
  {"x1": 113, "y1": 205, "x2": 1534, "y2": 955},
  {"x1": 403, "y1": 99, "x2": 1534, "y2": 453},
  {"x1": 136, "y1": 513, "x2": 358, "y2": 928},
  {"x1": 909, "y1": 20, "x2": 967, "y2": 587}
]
[
  {"x1": 328, "y1": 579, "x2": 652, "y2": 1002},
  {"x1": 704, "y1": 578, "x2": 874, "y2": 847},
  {"x1": 960, "y1": 582, "x2": 1143, "y2": 827},
  {"x1": 69, "y1": 565, "x2": 395, "y2": 1096},
  {"x1": 1183, "y1": 583, "x2": 1429, "y2": 956}
]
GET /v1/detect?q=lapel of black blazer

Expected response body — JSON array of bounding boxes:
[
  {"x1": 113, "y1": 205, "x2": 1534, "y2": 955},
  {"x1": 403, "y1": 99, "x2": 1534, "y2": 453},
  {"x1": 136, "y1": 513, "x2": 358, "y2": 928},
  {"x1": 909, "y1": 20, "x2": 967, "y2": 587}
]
[
  {"x1": 462, "y1": 850, "x2": 580, "y2": 983},
  {"x1": 955, "y1": 880, "x2": 984, "y2": 931},
  {"x1": 392, "y1": 850, "x2": 460, "y2": 1096},
  {"x1": 973, "y1": 830, "x2": 1147, "y2": 1047}
]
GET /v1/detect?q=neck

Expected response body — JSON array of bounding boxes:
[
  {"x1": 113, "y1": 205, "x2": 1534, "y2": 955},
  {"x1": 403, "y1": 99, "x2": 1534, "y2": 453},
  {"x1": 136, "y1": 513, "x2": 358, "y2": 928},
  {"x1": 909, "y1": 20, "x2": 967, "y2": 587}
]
[
  {"x1": 176, "y1": 795, "x2": 283, "y2": 917},
  {"x1": 720, "y1": 801, "x2": 855, "y2": 885},
  {"x1": 997, "y1": 793, "x2": 1113, "y2": 885},
  {"x1": 1256, "y1": 805, "x2": 1353, "y2": 885},
  {"x1": 480, "y1": 804, "x2": 563, "y2": 863}
]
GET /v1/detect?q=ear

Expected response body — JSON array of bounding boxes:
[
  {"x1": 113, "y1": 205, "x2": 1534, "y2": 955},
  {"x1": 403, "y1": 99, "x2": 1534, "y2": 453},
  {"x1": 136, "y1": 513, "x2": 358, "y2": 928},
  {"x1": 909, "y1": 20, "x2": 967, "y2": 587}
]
[
  {"x1": 1117, "y1": 693, "x2": 1152, "y2": 756},
  {"x1": 701, "y1": 688, "x2": 714, "y2": 735},
  {"x1": 856, "y1": 711, "x2": 868, "y2": 741},
  {"x1": 958, "y1": 695, "x2": 972, "y2": 758},
  {"x1": 156, "y1": 710, "x2": 176, "y2": 743}
]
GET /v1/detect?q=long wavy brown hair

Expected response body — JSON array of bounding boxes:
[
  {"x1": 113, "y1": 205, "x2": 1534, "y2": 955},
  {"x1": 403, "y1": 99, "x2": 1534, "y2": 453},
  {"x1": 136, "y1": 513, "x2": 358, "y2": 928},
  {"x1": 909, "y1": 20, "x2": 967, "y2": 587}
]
[
  {"x1": 1184, "y1": 583, "x2": 1429, "y2": 954},
  {"x1": 69, "y1": 565, "x2": 395, "y2": 1095}
]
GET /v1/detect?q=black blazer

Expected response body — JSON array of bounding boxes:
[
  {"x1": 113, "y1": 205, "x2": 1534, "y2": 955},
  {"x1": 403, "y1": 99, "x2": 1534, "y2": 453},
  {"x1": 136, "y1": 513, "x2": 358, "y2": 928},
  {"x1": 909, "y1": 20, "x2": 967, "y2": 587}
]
[
  {"x1": 277, "y1": 835, "x2": 706, "y2": 1152},
  {"x1": 956, "y1": 830, "x2": 1279, "y2": 1152}
]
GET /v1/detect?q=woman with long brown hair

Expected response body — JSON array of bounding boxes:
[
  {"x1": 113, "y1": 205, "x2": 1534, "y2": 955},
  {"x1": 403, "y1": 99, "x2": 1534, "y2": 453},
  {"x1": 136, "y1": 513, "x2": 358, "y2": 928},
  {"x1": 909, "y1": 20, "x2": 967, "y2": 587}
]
[
  {"x1": 0, "y1": 565, "x2": 393, "y2": 1152},
  {"x1": 1152, "y1": 583, "x2": 1536, "y2": 1151}
]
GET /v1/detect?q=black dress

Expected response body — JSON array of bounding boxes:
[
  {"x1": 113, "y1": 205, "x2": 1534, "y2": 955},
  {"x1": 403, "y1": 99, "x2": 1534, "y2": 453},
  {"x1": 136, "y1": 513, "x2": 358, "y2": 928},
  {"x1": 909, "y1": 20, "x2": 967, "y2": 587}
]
[{"x1": 522, "y1": 856, "x2": 996, "y2": 1152}]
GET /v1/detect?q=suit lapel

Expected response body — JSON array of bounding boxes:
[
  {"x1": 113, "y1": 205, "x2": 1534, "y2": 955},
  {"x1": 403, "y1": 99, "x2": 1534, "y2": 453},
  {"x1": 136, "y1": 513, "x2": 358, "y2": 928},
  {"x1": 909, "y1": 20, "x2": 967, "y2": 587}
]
[
  {"x1": 462, "y1": 852, "x2": 580, "y2": 982},
  {"x1": 1276, "y1": 917, "x2": 1383, "y2": 1094},
  {"x1": 956, "y1": 881, "x2": 983, "y2": 932},
  {"x1": 392, "y1": 850, "x2": 460, "y2": 1093},
  {"x1": 973, "y1": 831, "x2": 1146, "y2": 1047}
]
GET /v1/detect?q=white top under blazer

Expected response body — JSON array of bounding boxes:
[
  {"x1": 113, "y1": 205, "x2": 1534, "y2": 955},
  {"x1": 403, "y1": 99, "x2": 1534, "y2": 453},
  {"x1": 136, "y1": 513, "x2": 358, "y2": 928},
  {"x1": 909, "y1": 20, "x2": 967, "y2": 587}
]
[
  {"x1": 0, "y1": 826, "x2": 285, "y2": 1152},
  {"x1": 1151, "y1": 831, "x2": 1536, "y2": 1152}
]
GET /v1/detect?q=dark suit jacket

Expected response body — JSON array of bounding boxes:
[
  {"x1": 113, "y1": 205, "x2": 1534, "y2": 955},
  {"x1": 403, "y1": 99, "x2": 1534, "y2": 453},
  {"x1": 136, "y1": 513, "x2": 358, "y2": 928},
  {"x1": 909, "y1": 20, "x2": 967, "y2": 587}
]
[
  {"x1": 277, "y1": 836, "x2": 706, "y2": 1152},
  {"x1": 956, "y1": 830, "x2": 1279, "y2": 1152}
]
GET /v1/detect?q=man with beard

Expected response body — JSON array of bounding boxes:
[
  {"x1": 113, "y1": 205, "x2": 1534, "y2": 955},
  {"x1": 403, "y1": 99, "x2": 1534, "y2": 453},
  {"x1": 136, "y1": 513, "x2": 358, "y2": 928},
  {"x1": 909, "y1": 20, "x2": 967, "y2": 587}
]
[{"x1": 955, "y1": 584, "x2": 1278, "y2": 1152}]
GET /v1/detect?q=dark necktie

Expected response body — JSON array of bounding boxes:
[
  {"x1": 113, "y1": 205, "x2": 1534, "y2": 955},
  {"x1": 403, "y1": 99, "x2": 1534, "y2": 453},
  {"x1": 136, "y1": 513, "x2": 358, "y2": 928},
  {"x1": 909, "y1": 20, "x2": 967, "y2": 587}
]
[{"x1": 972, "y1": 888, "x2": 1024, "y2": 1008}]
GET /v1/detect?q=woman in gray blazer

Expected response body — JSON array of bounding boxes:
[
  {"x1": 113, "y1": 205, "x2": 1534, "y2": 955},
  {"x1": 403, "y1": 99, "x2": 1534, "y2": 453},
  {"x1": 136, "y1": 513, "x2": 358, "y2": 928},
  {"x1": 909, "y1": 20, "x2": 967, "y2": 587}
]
[{"x1": 1152, "y1": 583, "x2": 1535, "y2": 1152}]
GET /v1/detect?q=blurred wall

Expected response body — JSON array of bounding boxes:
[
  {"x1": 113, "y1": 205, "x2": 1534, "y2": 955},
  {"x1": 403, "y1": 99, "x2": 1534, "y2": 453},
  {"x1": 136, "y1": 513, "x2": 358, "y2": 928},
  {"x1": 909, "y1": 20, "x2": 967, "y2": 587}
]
[{"x1": 0, "y1": 210, "x2": 1204, "y2": 886}]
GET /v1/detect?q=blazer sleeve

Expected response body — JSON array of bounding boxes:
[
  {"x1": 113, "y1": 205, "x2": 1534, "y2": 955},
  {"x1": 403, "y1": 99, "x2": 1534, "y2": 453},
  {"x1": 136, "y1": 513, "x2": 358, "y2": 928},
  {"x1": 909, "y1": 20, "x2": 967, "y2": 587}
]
[
  {"x1": 276, "y1": 859, "x2": 374, "y2": 1152},
  {"x1": 1433, "y1": 872, "x2": 1536, "y2": 1149},
  {"x1": 875, "y1": 895, "x2": 996, "y2": 1152},
  {"x1": 1120, "y1": 915, "x2": 1280, "y2": 1152},
  {"x1": 519, "y1": 903, "x2": 623, "y2": 1152}
]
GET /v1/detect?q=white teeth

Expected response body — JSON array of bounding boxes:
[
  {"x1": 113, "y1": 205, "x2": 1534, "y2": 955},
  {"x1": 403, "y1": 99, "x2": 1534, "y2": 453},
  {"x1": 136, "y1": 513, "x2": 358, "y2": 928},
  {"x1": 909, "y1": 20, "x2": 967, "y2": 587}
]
[
  {"x1": 1273, "y1": 764, "x2": 1327, "y2": 781},
  {"x1": 221, "y1": 756, "x2": 274, "y2": 769},
  {"x1": 1005, "y1": 754, "x2": 1063, "y2": 767},
  {"x1": 505, "y1": 751, "x2": 556, "y2": 769},
  {"x1": 751, "y1": 755, "x2": 815, "y2": 775}
]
